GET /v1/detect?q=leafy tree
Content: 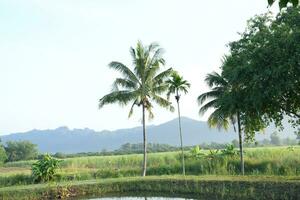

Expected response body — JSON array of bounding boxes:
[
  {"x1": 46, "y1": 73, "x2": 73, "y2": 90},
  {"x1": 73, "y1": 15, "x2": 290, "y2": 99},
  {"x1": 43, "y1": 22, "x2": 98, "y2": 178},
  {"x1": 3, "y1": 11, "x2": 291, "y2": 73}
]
[
  {"x1": 5, "y1": 141, "x2": 38, "y2": 162},
  {"x1": 222, "y1": 7, "x2": 300, "y2": 137},
  {"x1": 167, "y1": 71, "x2": 190, "y2": 175},
  {"x1": 198, "y1": 71, "x2": 245, "y2": 175},
  {"x1": 99, "y1": 41, "x2": 173, "y2": 176},
  {"x1": 32, "y1": 154, "x2": 61, "y2": 182},
  {"x1": 268, "y1": 0, "x2": 299, "y2": 9}
]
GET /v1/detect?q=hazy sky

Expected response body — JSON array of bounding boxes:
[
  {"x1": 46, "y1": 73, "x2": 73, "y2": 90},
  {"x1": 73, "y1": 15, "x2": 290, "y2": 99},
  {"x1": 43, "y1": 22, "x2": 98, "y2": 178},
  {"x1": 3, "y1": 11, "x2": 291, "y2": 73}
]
[{"x1": 0, "y1": 0, "x2": 278, "y2": 134}]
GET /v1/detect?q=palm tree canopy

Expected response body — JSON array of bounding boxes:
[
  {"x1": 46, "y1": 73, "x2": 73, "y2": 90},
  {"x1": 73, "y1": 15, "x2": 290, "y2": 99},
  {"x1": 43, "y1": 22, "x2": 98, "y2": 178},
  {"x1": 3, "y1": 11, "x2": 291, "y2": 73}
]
[
  {"x1": 167, "y1": 71, "x2": 191, "y2": 98},
  {"x1": 99, "y1": 41, "x2": 174, "y2": 119},
  {"x1": 198, "y1": 71, "x2": 234, "y2": 131}
]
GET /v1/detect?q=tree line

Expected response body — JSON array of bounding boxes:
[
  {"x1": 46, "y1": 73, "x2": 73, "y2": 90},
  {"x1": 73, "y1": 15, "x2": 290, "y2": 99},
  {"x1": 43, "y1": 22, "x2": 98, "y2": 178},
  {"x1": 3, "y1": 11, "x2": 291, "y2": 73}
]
[{"x1": 0, "y1": 140, "x2": 38, "y2": 164}]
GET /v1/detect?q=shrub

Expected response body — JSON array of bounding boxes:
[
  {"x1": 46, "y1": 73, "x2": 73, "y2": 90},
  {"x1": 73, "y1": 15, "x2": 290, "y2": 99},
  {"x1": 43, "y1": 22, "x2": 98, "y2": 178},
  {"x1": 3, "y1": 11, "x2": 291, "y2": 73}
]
[
  {"x1": 0, "y1": 146, "x2": 7, "y2": 165},
  {"x1": 32, "y1": 154, "x2": 61, "y2": 182}
]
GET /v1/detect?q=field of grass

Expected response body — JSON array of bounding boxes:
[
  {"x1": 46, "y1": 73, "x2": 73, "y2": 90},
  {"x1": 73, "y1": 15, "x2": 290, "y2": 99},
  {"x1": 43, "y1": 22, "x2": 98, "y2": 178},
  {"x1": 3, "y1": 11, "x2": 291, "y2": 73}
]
[
  {"x1": 0, "y1": 176, "x2": 300, "y2": 200},
  {"x1": 0, "y1": 146, "x2": 300, "y2": 187}
]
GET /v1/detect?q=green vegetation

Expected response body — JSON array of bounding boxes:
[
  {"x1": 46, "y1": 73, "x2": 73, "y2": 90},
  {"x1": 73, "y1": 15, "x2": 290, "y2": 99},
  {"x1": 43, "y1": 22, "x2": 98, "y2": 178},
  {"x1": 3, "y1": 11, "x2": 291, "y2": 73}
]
[
  {"x1": 4, "y1": 141, "x2": 38, "y2": 162},
  {"x1": 221, "y1": 7, "x2": 300, "y2": 138},
  {"x1": 99, "y1": 41, "x2": 174, "y2": 176},
  {"x1": 0, "y1": 176, "x2": 300, "y2": 200},
  {"x1": 0, "y1": 146, "x2": 7, "y2": 165},
  {"x1": 268, "y1": 0, "x2": 299, "y2": 8},
  {"x1": 32, "y1": 154, "x2": 61, "y2": 183},
  {"x1": 167, "y1": 71, "x2": 190, "y2": 176},
  {"x1": 1, "y1": 4, "x2": 299, "y2": 200},
  {"x1": 0, "y1": 147, "x2": 300, "y2": 188},
  {"x1": 198, "y1": 71, "x2": 246, "y2": 175}
]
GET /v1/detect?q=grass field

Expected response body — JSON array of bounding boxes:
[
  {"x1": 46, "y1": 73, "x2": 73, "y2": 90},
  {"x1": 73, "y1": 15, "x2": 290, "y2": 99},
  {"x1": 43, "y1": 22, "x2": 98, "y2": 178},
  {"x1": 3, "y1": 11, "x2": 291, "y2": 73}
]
[{"x1": 0, "y1": 146, "x2": 300, "y2": 187}]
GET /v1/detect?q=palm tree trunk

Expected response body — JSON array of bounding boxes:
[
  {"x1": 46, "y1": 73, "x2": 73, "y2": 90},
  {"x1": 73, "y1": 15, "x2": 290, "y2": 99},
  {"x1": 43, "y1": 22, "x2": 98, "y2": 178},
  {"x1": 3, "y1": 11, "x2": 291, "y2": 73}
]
[
  {"x1": 176, "y1": 92, "x2": 185, "y2": 176},
  {"x1": 142, "y1": 104, "x2": 147, "y2": 176},
  {"x1": 237, "y1": 112, "x2": 244, "y2": 175}
]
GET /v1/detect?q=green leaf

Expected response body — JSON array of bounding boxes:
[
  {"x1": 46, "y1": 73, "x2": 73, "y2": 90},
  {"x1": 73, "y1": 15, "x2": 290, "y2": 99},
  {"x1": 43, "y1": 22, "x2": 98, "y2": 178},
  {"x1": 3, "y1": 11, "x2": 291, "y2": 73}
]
[
  {"x1": 279, "y1": 0, "x2": 289, "y2": 9},
  {"x1": 291, "y1": 0, "x2": 299, "y2": 6}
]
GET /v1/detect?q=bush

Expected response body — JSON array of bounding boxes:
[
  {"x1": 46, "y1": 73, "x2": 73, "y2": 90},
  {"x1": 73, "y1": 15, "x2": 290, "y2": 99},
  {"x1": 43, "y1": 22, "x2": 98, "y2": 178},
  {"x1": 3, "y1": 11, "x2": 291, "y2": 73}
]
[
  {"x1": 0, "y1": 146, "x2": 7, "y2": 164},
  {"x1": 32, "y1": 154, "x2": 61, "y2": 182}
]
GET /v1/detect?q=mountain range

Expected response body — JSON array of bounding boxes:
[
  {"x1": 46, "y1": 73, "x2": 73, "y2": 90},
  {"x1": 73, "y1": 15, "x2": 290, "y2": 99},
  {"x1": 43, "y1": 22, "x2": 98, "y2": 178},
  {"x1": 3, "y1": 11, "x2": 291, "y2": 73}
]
[{"x1": 1, "y1": 117, "x2": 296, "y2": 153}]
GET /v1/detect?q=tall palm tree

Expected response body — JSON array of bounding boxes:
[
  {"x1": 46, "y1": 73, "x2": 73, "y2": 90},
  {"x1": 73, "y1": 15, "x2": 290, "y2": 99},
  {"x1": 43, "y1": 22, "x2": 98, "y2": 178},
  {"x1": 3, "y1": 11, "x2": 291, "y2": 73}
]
[
  {"x1": 99, "y1": 41, "x2": 173, "y2": 176},
  {"x1": 167, "y1": 71, "x2": 190, "y2": 176},
  {"x1": 197, "y1": 71, "x2": 244, "y2": 175}
]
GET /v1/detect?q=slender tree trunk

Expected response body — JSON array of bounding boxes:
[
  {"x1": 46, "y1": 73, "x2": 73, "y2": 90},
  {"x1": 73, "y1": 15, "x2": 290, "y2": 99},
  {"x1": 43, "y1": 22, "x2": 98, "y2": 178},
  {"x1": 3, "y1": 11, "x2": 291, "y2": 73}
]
[
  {"x1": 176, "y1": 92, "x2": 185, "y2": 176},
  {"x1": 142, "y1": 104, "x2": 147, "y2": 176},
  {"x1": 237, "y1": 112, "x2": 244, "y2": 175}
]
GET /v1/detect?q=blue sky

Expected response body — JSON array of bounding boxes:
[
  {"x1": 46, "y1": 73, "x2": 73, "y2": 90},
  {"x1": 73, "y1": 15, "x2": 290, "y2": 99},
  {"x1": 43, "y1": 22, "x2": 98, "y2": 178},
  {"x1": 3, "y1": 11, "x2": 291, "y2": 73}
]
[{"x1": 0, "y1": 0, "x2": 278, "y2": 134}]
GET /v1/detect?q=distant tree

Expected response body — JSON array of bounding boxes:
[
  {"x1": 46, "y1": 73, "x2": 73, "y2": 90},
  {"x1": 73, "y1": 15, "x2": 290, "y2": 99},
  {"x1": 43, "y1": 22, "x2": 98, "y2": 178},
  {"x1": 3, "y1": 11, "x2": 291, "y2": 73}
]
[
  {"x1": 270, "y1": 132, "x2": 281, "y2": 146},
  {"x1": 99, "y1": 41, "x2": 173, "y2": 176},
  {"x1": 167, "y1": 71, "x2": 190, "y2": 176},
  {"x1": 268, "y1": 0, "x2": 299, "y2": 9},
  {"x1": 262, "y1": 139, "x2": 271, "y2": 146},
  {"x1": 232, "y1": 139, "x2": 239, "y2": 148},
  {"x1": 5, "y1": 141, "x2": 38, "y2": 162}
]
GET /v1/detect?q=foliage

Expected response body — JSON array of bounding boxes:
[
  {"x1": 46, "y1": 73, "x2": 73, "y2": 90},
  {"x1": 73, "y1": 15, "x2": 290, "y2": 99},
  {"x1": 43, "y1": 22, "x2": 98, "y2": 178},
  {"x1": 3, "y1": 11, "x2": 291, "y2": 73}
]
[
  {"x1": 167, "y1": 71, "x2": 190, "y2": 175},
  {"x1": 222, "y1": 7, "x2": 300, "y2": 138},
  {"x1": 4, "y1": 141, "x2": 38, "y2": 162},
  {"x1": 206, "y1": 149, "x2": 220, "y2": 160},
  {"x1": 0, "y1": 146, "x2": 7, "y2": 165},
  {"x1": 189, "y1": 146, "x2": 206, "y2": 159},
  {"x1": 99, "y1": 41, "x2": 174, "y2": 118},
  {"x1": 99, "y1": 41, "x2": 174, "y2": 176},
  {"x1": 268, "y1": 0, "x2": 299, "y2": 9},
  {"x1": 1, "y1": 147, "x2": 300, "y2": 188},
  {"x1": 166, "y1": 71, "x2": 190, "y2": 100},
  {"x1": 32, "y1": 154, "x2": 61, "y2": 183},
  {"x1": 198, "y1": 71, "x2": 235, "y2": 130},
  {"x1": 221, "y1": 144, "x2": 239, "y2": 157}
]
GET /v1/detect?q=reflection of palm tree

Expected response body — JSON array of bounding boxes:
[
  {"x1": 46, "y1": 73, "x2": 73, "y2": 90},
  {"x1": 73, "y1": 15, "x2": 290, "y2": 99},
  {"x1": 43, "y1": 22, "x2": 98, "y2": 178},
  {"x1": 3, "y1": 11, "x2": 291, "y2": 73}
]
[
  {"x1": 99, "y1": 41, "x2": 173, "y2": 176},
  {"x1": 198, "y1": 71, "x2": 244, "y2": 175},
  {"x1": 167, "y1": 71, "x2": 190, "y2": 176}
]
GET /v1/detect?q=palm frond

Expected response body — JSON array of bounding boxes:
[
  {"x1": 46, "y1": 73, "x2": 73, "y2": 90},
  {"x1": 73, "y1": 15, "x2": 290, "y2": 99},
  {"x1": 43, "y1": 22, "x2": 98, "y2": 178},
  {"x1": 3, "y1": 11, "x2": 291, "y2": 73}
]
[
  {"x1": 108, "y1": 62, "x2": 139, "y2": 84},
  {"x1": 112, "y1": 78, "x2": 138, "y2": 91},
  {"x1": 197, "y1": 90, "x2": 221, "y2": 105},
  {"x1": 198, "y1": 99, "x2": 218, "y2": 116},
  {"x1": 151, "y1": 94, "x2": 174, "y2": 112},
  {"x1": 153, "y1": 68, "x2": 173, "y2": 85},
  {"x1": 99, "y1": 90, "x2": 138, "y2": 108},
  {"x1": 205, "y1": 72, "x2": 228, "y2": 88},
  {"x1": 207, "y1": 109, "x2": 230, "y2": 131}
]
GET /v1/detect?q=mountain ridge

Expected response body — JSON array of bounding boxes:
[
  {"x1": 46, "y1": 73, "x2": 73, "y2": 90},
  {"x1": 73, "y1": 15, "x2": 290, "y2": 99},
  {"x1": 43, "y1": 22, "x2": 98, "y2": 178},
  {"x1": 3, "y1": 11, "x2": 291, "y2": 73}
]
[{"x1": 1, "y1": 117, "x2": 295, "y2": 153}]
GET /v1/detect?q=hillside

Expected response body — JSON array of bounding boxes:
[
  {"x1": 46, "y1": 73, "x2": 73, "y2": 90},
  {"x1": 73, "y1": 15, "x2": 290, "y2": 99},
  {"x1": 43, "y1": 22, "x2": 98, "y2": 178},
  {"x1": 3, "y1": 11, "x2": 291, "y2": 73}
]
[{"x1": 1, "y1": 117, "x2": 296, "y2": 153}]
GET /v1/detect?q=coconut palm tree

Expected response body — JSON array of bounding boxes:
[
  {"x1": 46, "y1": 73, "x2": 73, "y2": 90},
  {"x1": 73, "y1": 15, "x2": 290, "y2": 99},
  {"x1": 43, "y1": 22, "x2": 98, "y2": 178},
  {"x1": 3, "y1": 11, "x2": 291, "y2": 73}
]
[
  {"x1": 197, "y1": 71, "x2": 245, "y2": 175},
  {"x1": 167, "y1": 71, "x2": 190, "y2": 176},
  {"x1": 99, "y1": 41, "x2": 174, "y2": 176}
]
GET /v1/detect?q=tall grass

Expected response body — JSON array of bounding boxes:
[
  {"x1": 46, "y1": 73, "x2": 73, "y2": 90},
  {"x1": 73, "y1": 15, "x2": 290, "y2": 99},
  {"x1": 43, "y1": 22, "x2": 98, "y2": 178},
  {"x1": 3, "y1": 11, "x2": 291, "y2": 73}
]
[{"x1": 0, "y1": 147, "x2": 300, "y2": 187}]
